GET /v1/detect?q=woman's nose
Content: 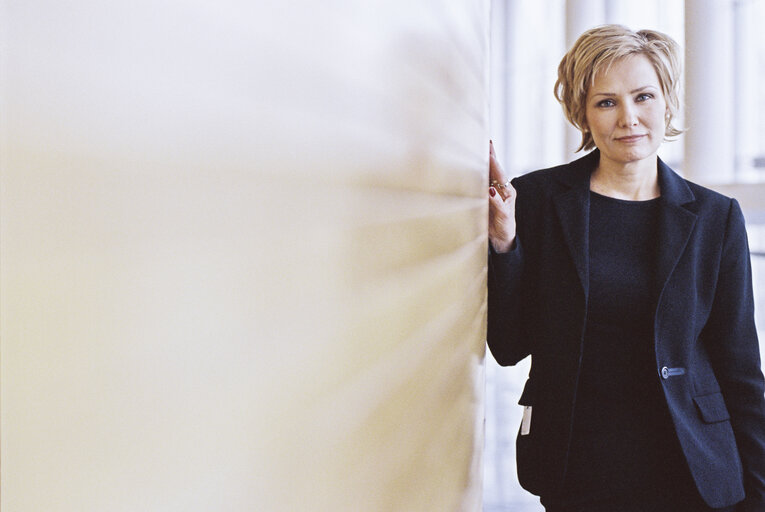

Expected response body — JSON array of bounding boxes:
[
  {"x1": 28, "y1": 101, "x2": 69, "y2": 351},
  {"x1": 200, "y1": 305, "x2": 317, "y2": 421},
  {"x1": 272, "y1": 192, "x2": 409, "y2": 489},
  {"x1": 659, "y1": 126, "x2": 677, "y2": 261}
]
[{"x1": 618, "y1": 104, "x2": 639, "y2": 127}]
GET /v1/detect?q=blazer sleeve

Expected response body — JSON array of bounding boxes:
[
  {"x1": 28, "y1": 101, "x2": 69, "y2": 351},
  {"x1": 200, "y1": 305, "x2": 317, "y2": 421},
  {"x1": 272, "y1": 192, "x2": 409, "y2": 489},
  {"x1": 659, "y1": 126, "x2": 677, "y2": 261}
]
[
  {"x1": 703, "y1": 198, "x2": 765, "y2": 512},
  {"x1": 487, "y1": 239, "x2": 529, "y2": 365},
  {"x1": 486, "y1": 174, "x2": 534, "y2": 366}
]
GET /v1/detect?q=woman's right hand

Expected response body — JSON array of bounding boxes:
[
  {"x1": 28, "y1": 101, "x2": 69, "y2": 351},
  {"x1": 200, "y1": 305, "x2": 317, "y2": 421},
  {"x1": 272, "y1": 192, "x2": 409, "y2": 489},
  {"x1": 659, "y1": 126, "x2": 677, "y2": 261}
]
[{"x1": 488, "y1": 141, "x2": 517, "y2": 253}]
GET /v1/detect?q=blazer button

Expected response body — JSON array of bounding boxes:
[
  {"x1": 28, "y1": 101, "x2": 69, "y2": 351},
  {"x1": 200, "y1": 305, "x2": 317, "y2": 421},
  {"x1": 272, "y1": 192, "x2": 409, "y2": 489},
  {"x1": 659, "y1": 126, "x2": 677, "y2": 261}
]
[{"x1": 661, "y1": 366, "x2": 669, "y2": 379}]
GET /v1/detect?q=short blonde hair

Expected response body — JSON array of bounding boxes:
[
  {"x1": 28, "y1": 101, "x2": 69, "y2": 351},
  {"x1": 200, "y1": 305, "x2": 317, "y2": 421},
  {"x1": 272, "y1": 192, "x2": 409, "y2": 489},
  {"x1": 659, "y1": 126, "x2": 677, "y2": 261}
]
[{"x1": 554, "y1": 24, "x2": 683, "y2": 152}]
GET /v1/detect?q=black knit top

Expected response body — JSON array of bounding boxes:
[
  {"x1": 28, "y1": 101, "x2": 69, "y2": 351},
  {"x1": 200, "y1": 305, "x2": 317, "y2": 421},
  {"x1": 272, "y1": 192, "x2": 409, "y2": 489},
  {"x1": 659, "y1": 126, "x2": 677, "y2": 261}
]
[{"x1": 560, "y1": 191, "x2": 692, "y2": 506}]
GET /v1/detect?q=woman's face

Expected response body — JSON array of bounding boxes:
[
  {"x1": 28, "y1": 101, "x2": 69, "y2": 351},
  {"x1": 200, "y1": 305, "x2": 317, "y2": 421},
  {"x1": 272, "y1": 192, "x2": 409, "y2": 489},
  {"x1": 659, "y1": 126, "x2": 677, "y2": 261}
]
[{"x1": 584, "y1": 54, "x2": 667, "y2": 169}]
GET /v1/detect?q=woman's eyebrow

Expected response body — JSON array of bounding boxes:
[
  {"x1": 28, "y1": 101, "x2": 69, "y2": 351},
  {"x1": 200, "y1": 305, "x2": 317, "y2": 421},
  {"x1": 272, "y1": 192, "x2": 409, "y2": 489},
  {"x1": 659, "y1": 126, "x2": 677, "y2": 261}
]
[
  {"x1": 591, "y1": 85, "x2": 659, "y2": 97},
  {"x1": 630, "y1": 85, "x2": 659, "y2": 93}
]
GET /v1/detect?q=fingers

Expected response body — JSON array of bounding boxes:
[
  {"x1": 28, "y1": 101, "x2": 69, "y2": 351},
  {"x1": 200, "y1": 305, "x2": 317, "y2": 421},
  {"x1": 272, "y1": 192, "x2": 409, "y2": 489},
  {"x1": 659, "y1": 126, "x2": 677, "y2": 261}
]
[
  {"x1": 501, "y1": 182, "x2": 516, "y2": 202},
  {"x1": 489, "y1": 187, "x2": 504, "y2": 208},
  {"x1": 488, "y1": 144, "x2": 517, "y2": 251},
  {"x1": 489, "y1": 184, "x2": 516, "y2": 229},
  {"x1": 489, "y1": 185, "x2": 515, "y2": 206},
  {"x1": 488, "y1": 186, "x2": 517, "y2": 251},
  {"x1": 489, "y1": 140, "x2": 510, "y2": 196},
  {"x1": 490, "y1": 178, "x2": 515, "y2": 203},
  {"x1": 489, "y1": 143, "x2": 503, "y2": 182}
]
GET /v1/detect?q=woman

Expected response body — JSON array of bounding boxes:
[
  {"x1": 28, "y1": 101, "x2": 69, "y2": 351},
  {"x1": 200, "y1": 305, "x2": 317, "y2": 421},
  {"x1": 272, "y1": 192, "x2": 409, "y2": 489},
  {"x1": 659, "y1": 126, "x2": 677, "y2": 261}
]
[{"x1": 487, "y1": 25, "x2": 765, "y2": 512}]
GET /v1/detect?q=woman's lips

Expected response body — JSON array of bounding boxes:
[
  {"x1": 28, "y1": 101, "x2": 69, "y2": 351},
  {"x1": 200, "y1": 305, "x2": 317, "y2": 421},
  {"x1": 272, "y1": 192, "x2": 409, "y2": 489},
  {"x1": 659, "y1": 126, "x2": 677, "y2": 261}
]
[{"x1": 616, "y1": 134, "x2": 646, "y2": 142}]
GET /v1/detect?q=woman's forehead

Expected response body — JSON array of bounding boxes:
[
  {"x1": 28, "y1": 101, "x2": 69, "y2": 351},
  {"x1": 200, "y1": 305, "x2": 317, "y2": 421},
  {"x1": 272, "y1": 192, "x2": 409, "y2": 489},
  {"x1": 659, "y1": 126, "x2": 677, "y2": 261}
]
[{"x1": 589, "y1": 54, "x2": 660, "y2": 93}]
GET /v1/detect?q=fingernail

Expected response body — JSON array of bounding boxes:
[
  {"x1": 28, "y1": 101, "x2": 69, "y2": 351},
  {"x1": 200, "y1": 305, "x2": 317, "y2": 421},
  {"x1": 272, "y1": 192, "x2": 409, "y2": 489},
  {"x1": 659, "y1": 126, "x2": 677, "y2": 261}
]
[{"x1": 489, "y1": 187, "x2": 496, "y2": 197}]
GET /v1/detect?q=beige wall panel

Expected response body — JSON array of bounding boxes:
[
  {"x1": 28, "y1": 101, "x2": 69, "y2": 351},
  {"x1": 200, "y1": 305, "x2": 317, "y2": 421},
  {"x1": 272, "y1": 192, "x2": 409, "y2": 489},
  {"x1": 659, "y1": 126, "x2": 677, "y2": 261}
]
[{"x1": 1, "y1": 1, "x2": 490, "y2": 511}]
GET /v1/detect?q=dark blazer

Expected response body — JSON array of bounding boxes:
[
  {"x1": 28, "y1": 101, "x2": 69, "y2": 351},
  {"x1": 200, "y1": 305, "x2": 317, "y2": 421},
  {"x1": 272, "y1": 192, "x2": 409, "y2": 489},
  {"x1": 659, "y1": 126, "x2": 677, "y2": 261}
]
[{"x1": 487, "y1": 150, "x2": 765, "y2": 510}]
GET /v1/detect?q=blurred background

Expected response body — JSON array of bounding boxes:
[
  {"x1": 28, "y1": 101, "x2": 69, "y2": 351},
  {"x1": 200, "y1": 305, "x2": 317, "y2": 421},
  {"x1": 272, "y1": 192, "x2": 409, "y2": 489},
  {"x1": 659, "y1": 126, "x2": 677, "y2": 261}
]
[
  {"x1": 1, "y1": 1, "x2": 491, "y2": 510},
  {"x1": 484, "y1": 1, "x2": 765, "y2": 511}
]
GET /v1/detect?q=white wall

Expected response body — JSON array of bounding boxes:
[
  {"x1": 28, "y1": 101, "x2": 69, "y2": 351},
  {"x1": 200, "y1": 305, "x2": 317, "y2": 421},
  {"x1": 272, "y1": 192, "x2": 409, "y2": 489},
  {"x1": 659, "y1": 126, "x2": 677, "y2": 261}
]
[{"x1": 1, "y1": 2, "x2": 490, "y2": 510}]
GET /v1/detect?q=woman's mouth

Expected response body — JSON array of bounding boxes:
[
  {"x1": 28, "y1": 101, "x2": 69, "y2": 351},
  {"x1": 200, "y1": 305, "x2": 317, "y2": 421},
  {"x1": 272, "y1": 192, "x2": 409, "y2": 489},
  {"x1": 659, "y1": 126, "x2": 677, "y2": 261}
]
[{"x1": 616, "y1": 134, "x2": 646, "y2": 143}]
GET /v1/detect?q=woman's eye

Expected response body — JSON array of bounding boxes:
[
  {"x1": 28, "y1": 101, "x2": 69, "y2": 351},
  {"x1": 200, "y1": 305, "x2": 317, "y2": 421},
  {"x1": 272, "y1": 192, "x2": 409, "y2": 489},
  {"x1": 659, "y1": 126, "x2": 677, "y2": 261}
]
[
  {"x1": 636, "y1": 93, "x2": 653, "y2": 101},
  {"x1": 597, "y1": 99, "x2": 614, "y2": 107}
]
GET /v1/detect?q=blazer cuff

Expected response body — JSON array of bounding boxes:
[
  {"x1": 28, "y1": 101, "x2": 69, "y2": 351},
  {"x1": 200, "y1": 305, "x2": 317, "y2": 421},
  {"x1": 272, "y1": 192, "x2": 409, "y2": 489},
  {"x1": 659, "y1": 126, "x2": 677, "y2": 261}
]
[{"x1": 489, "y1": 237, "x2": 523, "y2": 286}]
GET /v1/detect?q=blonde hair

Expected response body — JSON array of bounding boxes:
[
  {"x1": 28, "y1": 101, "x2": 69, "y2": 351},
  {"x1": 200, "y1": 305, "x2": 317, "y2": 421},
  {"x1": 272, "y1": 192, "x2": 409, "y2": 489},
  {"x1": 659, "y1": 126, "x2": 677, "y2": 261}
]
[{"x1": 554, "y1": 24, "x2": 683, "y2": 152}]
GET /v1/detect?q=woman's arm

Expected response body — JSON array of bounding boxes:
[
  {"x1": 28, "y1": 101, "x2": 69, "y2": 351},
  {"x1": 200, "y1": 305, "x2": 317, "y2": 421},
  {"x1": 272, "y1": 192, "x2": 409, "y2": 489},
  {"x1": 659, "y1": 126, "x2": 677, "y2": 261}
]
[
  {"x1": 487, "y1": 239, "x2": 530, "y2": 365},
  {"x1": 486, "y1": 141, "x2": 529, "y2": 365}
]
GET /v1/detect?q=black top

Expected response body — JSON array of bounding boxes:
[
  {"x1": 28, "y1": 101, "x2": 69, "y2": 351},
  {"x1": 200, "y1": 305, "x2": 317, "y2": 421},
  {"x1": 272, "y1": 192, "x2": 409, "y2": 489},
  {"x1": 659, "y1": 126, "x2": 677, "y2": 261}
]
[{"x1": 560, "y1": 191, "x2": 693, "y2": 506}]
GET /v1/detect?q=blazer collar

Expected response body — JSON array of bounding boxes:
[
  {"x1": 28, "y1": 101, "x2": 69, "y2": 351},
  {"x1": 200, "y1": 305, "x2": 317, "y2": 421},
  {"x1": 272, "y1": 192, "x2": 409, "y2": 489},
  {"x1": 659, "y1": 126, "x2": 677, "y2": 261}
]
[
  {"x1": 553, "y1": 149, "x2": 696, "y2": 206},
  {"x1": 552, "y1": 149, "x2": 697, "y2": 303}
]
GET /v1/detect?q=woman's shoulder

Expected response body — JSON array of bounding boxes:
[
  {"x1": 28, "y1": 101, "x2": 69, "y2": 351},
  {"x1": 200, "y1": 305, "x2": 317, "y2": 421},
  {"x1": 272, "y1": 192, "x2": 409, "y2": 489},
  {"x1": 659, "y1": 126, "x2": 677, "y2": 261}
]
[
  {"x1": 682, "y1": 178, "x2": 737, "y2": 212},
  {"x1": 670, "y1": 174, "x2": 745, "y2": 234},
  {"x1": 656, "y1": 157, "x2": 732, "y2": 209}
]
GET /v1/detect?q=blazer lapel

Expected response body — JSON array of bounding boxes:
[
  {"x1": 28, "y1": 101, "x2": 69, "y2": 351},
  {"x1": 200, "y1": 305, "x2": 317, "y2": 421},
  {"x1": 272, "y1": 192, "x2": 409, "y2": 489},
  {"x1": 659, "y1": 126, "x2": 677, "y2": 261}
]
[
  {"x1": 551, "y1": 152, "x2": 697, "y2": 305},
  {"x1": 553, "y1": 152, "x2": 597, "y2": 298},
  {"x1": 654, "y1": 158, "x2": 697, "y2": 303}
]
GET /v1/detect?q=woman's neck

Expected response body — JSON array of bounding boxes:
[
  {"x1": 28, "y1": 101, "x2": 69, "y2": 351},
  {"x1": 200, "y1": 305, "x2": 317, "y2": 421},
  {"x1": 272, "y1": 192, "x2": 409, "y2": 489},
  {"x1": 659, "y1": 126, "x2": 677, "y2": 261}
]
[{"x1": 590, "y1": 157, "x2": 660, "y2": 201}]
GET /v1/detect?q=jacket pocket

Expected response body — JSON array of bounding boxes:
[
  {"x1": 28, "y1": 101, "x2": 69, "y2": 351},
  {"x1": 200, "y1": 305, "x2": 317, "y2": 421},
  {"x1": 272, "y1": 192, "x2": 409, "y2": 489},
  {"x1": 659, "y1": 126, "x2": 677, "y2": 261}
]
[{"x1": 693, "y1": 392, "x2": 731, "y2": 423}]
